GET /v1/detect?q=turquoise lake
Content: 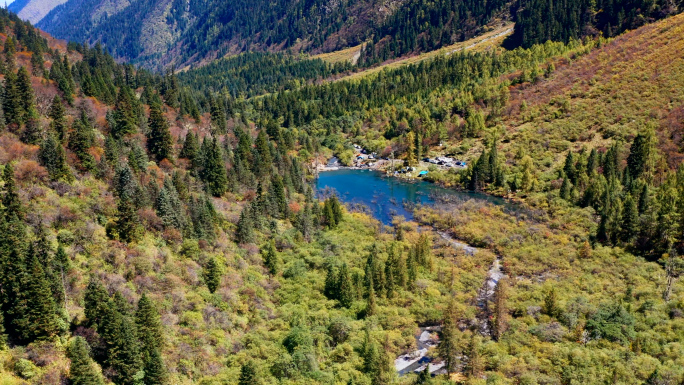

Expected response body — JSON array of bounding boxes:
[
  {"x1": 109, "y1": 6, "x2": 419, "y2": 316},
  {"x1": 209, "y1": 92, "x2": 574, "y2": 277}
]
[{"x1": 315, "y1": 169, "x2": 507, "y2": 225}]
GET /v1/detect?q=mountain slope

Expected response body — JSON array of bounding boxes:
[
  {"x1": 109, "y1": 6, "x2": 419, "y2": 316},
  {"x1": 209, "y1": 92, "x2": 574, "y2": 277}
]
[
  {"x1": 37, "y1": 0, "x2": 512, "y2": 70},
  {"x1": 7, "y1": 0, "x2": 67, "y2": 24}
]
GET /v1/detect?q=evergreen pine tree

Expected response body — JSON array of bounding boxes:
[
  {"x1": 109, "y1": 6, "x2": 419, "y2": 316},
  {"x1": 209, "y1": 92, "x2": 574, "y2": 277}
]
[
  {"x1": 18, "y1": 250, "x2": 59, "y2": 342},
  {"x1": 384, "y1": 251, "x2": 396, "y2": 299},
  {"x1": 135, "y1": 293, "x2": 165, "y2": 384},
  {"x1": 204, "y1": 257, "x2": 221, "y2": 293},
  {"x1": 68, "y1": 118, "x2": 96, "y2": 172},
  {"x1": 493, "y1": 277, "x2": 508, "y2": 341},
  {"x1": 439, "y1": 300, "x2": 459, "y2": 374},
  {"x1": 115, "y1": 192, "x2": 141, "y2": 243},
  {"x1": 406, "y1": 249, "x2": 417, "y2": 291},
  {"x1": 559, "y1": 176, "x2": 572, "y2": 200},
  {"x1": 209, "y1": 95, "x2": 227, "y2": 134},
  {"x1": 338, "y1": 263, "x2": 354, "y2": 308},
  {"x1": 2, "y1": 163, "x2": 23, "y2": 219},
  {"x1": 263, "y1": 240, "x2": 279, "y2": 275},
  {"x1": 465, "y1": 334, "x2": 483, "y2": 378},
  {"x1": 112, "y1": 86, "x2": 139, "y2": 138},
  {"x1": 111, "y1": 315, "x2": 143, "y2": 385},
  {"x1": 254, "y1": 130, "x2": 272, "y2": 178},
  {"x1": 200, "y1": 137, "x2": 228, "y2": 197},
  {"x1": 67, "y1": 337, "x2": 105, "y2": 385},
  {"x1": 3, "y1": 69, "x2": 21, "y2": 127},
  {"x1": 147, "y1": 103, "x2": 174, "y2": 162},
  {"x1": 238, "y1": 361, "x2": 257, "y2": 385},
  {"x1": 324, "y1": 264, "x2": 338, "y2": 300},
  {"x1": 39, "y1": 133, "x2": 72, "y2": 181},
  {"x1": 236, "y1": 206, "x2": 255, "y2": 244},
  {"x1": 622, "y1": 194, "x2": 639, "y2": 244},
  {"x1": 179, "y1": 132, "x2": 199, "y2": 167},
  {"x1": 17, "y1": 66, "x2": 37, "y2": 124},
  {"x1": 365, "y1": 282, "x2": 377, "y2": 317}
]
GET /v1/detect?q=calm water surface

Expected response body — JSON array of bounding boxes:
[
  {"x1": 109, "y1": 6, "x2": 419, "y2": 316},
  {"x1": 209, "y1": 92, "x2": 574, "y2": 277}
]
[{"x1": 316, "y1": 169, "x2": 506, "y2": 224}]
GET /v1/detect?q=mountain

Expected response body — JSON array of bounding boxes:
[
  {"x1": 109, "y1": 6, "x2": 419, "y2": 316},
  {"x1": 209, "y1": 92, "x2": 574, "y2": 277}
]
[
  {"x1": 7, "y1": 0, "x2": 67, "y2": 24},
  {"x1": 36, "y1": 0, "x2": 512, "y2": 69},
  {"x1": 35, "y1": 0, "x2": 684, "y2": 70}
]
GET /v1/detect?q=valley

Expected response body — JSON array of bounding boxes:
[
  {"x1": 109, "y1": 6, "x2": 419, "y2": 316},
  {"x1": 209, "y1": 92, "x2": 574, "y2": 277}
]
[{"x1": 0, "y1": 1, "x2": 681, "y2": 385}]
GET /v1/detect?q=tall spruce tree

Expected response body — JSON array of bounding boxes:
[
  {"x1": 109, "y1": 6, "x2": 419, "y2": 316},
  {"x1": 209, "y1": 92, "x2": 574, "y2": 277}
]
[
  {"x1": 112, "y1": 86, "x2": 139, "y2": 138},
  {"x1": 39, "y1": 133, "x2": 72, "y2": 181},
  {"x1": 205, "y1": 257, "x2": 221, "y2": 293},
  {"x1": 263, "y1": 240, "x2": 279, "y2": 275},
  {"x1": 67, "y1": 337, "x2": 105, "y2": 385},
  {"x1": 338, "y1": 263, "x2": 354, "y2": 308},
  {"x1": 147, "y1": 103, "x2": 174, "y2": 162},
  {"x1": 17, "y1": 249, "x2": 60, "y2": 342},
  {"x1": 115, "y1": 192, "x2": 141, "y2": 243},
  {"x1": 135, "y1": 293, "x2": 166, "y2": 384},
  {"x1": 200, "y1": 137, "x2": 228, "y2": 197},
  {"x1": 236, "y1": 205, "x2": 255, "y2": 244},
  {"x1": 238, "y1": 361, "x2": 257, "y2": 385}
]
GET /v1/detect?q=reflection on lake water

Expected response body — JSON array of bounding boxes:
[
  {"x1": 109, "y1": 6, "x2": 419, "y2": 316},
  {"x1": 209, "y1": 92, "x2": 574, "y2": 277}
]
[{"x1": 315, "y1": 169, "x2": 506, "y2": 225}]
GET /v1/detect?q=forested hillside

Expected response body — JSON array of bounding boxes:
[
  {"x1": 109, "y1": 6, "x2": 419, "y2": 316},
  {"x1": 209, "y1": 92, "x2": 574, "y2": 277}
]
[
  {"x1": 36, "y1": 0, "x2": 514, "y2": 70},
  {"x1": 1, "y1": 3, "x2": 684, "y2": 385}
]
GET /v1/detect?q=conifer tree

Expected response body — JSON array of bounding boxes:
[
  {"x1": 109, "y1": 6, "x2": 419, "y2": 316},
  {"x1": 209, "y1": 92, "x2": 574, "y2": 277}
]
[
  {"x1": 111, "y1": 315, "x2": 143, "y2": 385},
  {"x1": 465, "y1": 334, "x2": 483, "y2": 378},
  {"x1": 405, "y1": 131, "x2": 417, "y2": 166},
  {"x1": 254, "y1": 130, "x2": 272, "y2": 178},
  {"x1": 269, "y1": 175, "x2": 288, "y2": 219},
  {"x1": 147, "y1": 103, "x2": 174, "y2": 162},
  {"x1": 621, "y1": 194, "x2": 639, "y2": 244},
  {"x1": 338, "y1": 263, "x2": 354, "y2": 308},
  {"x1": 180, "y1": 132, "x2": 199, "y2": 167},
  {"x1": 17, "y1": 66, "x2": 37, "y2": 124},
  {"x1": 563, "y1": 151, "x2": 576, "y2": 184},
  {"x1": 18, "y1": 250, "x2": 60, "y2": 342},
  {"x1": 69, "y1": 118, "x2": 96, "y2": 171},
  {"x1": 439, "y1": 300, "x2": 459, "y2": 374},
  {"x1": 200, "y1": 137, "x2": 228, "y2": 197},
  {"x1": 263, "y1": 240, "x2": 279, "y2": 275},
  {"x1": 204, "y1": 257, "x2": 221, "y2": 293},
  {"x1": 365, "y1": 282, "x2": 377, "y2": 317},
  {"x1": 115, "y1": 192, "x2": 141, "y2": 243},
  {"x1": 112, "y1": 86, "x2": 139, "y2": 138},
  {"x1": 406, "y1": 249, "x2": 417, "y2": 291},
  {"x1": 559, "y1": 176, "x2": 572, "y2": 200},
  {"x1": 67, "y1": 337, "x2": 105, "y2": 385},
  {"x1": 2, "y1": 69, "x2": 21, "y2": 127},
  {"x1": 84, "y1": 279, "x2": 111, "y2": 329},
  {"x1": 384, "y1": 251, "x2": 396, "y2": 299},
  {"x1": 2, "y1": 163, "x2": 22, "y2": 219},
  {"x1": 238, "y1": 361, "x2": 257, "y2": 385},
  {"x1": 364, "y1": 246, "x2": 385, "y2": 297},
  {"x1": 324, "y1": 264, "x2": 338, "y2": 300},
  {"x1": 39, "y1": 133, "x2": 72, "y2": 181},
  {"x1": 493, "y1": 277, "x2": 508, "y2": 341},
  {"x1": 135, "y1": 293, "x2": 165, "y2": 384},
  {"x1": 30, "y1": 50, "x2": 46, "y2": 78},
  {"x1": 209, "y1": 95, "x2": 227, "y2": 134},
  {"x1": 627, "y1": 130, "x2": 654, "y2": 181},
  {"x1": 236, "y1": 206, "x2": 255, "y2": 244}
]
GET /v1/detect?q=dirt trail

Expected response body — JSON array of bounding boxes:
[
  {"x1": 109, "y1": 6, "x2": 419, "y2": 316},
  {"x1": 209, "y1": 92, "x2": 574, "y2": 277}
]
[{"x1": 446, "y1": 27, "x2": 514, "y2": 56}]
